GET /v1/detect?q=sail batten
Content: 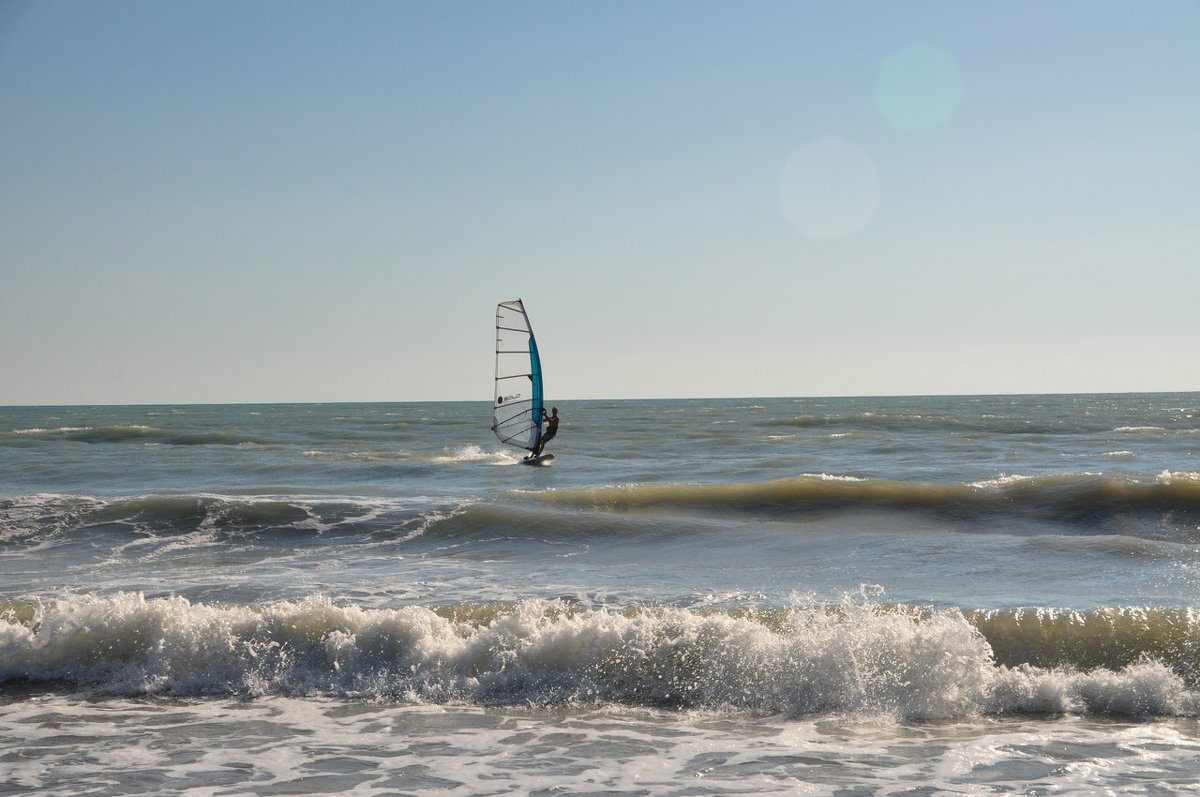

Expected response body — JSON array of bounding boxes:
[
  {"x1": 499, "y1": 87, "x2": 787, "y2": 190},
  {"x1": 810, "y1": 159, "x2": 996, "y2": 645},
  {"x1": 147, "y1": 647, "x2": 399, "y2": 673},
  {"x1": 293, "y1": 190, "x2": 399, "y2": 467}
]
[{"x1": 492, "y1": 299, "x2": 544, "y2": 453}]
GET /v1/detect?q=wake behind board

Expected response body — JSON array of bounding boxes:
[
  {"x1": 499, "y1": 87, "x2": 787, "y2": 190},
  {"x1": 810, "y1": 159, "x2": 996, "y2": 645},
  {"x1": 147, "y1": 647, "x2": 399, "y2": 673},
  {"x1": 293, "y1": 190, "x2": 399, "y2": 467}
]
[{"x1": 521, "y1": 454, "x2": 555, "y2": 466}]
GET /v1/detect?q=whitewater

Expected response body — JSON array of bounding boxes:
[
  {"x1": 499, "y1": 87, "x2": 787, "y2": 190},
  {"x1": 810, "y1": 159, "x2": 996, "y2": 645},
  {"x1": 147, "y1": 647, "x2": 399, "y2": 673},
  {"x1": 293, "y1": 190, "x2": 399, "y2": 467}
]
[{"x1": 2, "y1": 393, "x2": 1200, "y2": 795}]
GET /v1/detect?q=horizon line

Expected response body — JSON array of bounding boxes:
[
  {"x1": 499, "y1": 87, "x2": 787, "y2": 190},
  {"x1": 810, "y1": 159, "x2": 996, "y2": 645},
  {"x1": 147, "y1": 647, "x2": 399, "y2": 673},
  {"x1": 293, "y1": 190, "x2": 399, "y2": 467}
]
[{"x1": 3, "y1": 388, "x2": 1199, "y2": 410}]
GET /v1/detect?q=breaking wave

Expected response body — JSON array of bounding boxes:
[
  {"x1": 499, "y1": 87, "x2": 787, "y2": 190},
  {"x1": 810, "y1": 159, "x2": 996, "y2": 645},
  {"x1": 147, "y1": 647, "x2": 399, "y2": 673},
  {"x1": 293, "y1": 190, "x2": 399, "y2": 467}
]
[
  {"x1": 536, "y1": 472, "x2": 1200, "y2": 525},
  {"x1": 1, "y1": 593, "x2": 1197, "y2": 718},
  {"x1": 6, "y1": 471, "x2": 1200, "y2": 551},
  {"x1": 0, "y1": 494, "x2": 436, "y2": 546}
]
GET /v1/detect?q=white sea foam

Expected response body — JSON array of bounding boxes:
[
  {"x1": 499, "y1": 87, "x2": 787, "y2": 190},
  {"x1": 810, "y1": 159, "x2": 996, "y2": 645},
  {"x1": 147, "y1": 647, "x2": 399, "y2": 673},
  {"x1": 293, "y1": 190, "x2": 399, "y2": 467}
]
[
  {"x1": 800, "y1": 473, "x2": 865, "y2": 482},
  {"x1": 1158, "y1": 470, "x2": 1200, "y2": 484},
  {"x1": 302, "y1": 449, "x2": 411, "y2": 460},
  {"x1": 432, "y1": 445, "x2": 515, "y2": 464},
  {"x1": 968, "y1": 474, "x2": 1032, "y2": 489},
  {"x1": 2, "y1": 695, "x2": 1199, "y2": 797},
  {"x1": 3, "y1": 593, "x2": 1196, "y2": 720}
]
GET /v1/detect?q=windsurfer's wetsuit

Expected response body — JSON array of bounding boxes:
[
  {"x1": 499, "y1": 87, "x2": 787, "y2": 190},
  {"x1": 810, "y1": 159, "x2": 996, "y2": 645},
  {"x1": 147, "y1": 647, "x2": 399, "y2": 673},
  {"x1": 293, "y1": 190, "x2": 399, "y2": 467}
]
[{"x1": 533, "y1": 408, "x2": 559, "y2": 456}]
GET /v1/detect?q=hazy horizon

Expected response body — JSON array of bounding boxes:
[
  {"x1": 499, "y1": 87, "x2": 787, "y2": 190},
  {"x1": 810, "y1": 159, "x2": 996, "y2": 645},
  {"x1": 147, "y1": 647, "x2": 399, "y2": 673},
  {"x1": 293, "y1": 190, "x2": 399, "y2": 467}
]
[
  {"x1": 5, "y1": 387, "x2": 1200, "y2": 411},
  {"x1": 3, "y1": 1, "x2": 1198, "y2": 405}
]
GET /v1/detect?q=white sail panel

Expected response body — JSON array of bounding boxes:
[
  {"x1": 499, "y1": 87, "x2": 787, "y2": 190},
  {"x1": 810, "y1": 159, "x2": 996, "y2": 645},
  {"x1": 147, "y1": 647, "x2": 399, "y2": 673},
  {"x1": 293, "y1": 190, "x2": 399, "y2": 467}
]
[{"x1": 493, "y1": 299, "x2": 544, "y2": 452}]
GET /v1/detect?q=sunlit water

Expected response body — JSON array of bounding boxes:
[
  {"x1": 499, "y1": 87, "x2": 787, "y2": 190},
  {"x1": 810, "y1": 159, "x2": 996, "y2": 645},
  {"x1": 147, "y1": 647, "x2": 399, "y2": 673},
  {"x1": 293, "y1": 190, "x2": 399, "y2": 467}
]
[{"x1": 3, "y1": 394, "x2": 1199, "y2": 794}]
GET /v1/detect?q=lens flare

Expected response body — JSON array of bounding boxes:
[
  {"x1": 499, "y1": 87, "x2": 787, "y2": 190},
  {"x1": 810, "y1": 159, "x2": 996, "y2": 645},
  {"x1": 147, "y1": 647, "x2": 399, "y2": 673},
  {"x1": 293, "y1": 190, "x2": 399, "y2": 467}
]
[
  {"x1": 876, "y1": 44, "x2": 963, "y2": 132},
  {"x1": 778, "y1": 138, "x2": 881, "y2": 239}
]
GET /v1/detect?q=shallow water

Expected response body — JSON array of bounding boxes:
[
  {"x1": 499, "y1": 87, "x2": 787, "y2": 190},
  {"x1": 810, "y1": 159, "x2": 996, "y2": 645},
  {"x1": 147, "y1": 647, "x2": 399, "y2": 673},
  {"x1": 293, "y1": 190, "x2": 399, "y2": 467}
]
[{"x1": 4, "y1": 696, "x2": 1200, "y2": 796}]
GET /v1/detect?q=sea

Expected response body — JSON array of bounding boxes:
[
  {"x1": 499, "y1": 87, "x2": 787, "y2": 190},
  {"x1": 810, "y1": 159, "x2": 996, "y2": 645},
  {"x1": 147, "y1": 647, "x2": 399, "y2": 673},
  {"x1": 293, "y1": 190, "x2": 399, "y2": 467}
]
[{"x1": 2, "y1": 393, "x2": 1200, "y2": 796}]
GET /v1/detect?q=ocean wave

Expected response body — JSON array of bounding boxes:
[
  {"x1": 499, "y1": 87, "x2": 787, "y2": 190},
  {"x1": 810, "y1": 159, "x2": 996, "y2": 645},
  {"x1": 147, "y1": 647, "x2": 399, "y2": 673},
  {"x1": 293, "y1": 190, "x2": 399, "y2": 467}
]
[
  {"x1": 0, "y1": 494, "x2": 436, "y2": 546},
  {"x1": 0, "y1": 494, "x2": 90, "y2": 546},
  {"x1": 759, "y1": 413, "x2": 1084, "y2": 436},
  {"x1": 8, "y1": 473, "x2": 1200, "y2": 550},
  {"x1": 756, "y1": 411, "x2": 1200, "y2": 438},
  {"x1": 8, "y1": 426, "x2": 94, "y2": 435},
  {"x1": 2, "y1": 424, "x2": 264, "y2": 446},
  {"x1": 970, "y1": 606, "x2": 1200, "y2": 677},
  {"x1": 1, "y1": 593, "x2": 1196, "y2": 718},
  {"x1": 1115, "y1": 426, "x2": 1169, "y2": 434},
  {"x1": 533, "y1": 473, "x2": 1200, "y2": 526}
]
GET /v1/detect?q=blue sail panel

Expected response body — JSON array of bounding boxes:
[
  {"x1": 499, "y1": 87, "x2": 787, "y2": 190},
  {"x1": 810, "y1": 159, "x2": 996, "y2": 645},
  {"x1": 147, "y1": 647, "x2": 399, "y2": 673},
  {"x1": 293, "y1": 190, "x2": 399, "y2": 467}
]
[{"x1": 529, "y1": 335, "x2": 544, "y2": 431}]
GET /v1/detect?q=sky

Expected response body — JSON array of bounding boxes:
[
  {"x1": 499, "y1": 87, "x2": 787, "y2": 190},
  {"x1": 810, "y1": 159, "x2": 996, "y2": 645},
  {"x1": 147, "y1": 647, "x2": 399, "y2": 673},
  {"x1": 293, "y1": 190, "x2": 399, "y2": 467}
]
[{"x1": 2, "y1": 0, "x2": 1198, "y2": 404}]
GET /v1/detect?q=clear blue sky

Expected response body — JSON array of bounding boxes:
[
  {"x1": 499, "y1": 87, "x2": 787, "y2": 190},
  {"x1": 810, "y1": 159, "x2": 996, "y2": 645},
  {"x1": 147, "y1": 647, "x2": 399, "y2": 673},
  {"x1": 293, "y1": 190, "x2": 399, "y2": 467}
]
[{"x1": 2, "y1": 0, "x2": 1198, "y2": 404}]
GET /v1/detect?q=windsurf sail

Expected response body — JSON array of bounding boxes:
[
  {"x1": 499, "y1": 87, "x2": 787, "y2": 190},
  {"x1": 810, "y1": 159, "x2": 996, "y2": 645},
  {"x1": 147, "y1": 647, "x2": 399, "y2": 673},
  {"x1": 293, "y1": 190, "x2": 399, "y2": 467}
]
[{"x1": 492, "y1": 299, "x2": 544, "y2": 453}]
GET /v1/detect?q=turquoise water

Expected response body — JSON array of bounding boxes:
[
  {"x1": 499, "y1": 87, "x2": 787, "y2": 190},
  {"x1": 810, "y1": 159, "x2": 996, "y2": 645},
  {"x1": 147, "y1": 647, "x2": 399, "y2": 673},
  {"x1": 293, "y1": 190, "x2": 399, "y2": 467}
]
[{"x1": 2, "y1": 394, "x2": 1199, "y2": 794}]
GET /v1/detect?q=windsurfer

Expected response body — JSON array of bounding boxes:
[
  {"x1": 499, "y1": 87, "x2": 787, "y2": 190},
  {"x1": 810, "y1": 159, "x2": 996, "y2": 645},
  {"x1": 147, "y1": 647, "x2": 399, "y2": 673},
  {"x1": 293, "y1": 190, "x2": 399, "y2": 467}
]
[{"x1": 533, "y1": 407, "x2": 559, "y2": 456}]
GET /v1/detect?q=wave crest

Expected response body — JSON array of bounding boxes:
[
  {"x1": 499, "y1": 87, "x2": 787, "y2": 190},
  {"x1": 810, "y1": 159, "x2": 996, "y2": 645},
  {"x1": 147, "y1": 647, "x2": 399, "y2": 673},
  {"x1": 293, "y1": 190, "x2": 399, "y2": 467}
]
[
  {"x1": 533, "y1": 473, "x2": 1200, "y2": 525},
  {"x1": 2, "y1": 594, "x2": 1197, "y2": 718}
]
